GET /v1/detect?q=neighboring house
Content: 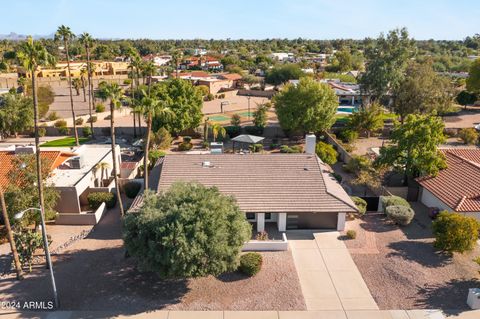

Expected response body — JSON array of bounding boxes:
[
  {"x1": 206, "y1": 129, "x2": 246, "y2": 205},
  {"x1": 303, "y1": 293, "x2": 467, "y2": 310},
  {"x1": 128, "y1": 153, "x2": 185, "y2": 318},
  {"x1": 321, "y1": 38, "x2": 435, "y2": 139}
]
[
  {"x1": 0, "y1": 144, "x2": 121, "y2": 225},
  {"x1": 180, "y1": 56, "x2": 223, "y2": 71},
  {"x1": 143, "y1": 54, "x2": 172, "y2": 66},
  {"x1": 175, "y1": 72, "x2": 242, "y2": 94},
  {"x1": 17, "y1": 60, "x2": 130, "y2": 78},
  {"x1": 417, "y1": 149, "x2": 480, "y2": 220},
  {"x1": 145, "y1": 151, "x2": 357, "y2": 232},
  {"x1": 269, "y1": 52, "x2": 294, "y2": 62}
]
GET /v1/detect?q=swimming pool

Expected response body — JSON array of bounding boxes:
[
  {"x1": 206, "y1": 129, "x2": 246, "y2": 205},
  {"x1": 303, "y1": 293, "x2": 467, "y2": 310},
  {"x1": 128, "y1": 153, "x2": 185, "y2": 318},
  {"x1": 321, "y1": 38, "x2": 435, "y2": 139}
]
[{"x1": 337, "y1": 106, "x2": 358, "y2": 114}]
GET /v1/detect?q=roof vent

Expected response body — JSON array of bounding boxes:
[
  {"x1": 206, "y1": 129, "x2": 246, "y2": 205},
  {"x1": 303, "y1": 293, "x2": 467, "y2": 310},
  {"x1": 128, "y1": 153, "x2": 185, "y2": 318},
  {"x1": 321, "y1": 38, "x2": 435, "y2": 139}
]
[
  {"x1": 202, "y1": 161, "x2": 212, "y2": 168},
  {"x1": 69, "y1": 155, "x2": 84, "y2": 169}
]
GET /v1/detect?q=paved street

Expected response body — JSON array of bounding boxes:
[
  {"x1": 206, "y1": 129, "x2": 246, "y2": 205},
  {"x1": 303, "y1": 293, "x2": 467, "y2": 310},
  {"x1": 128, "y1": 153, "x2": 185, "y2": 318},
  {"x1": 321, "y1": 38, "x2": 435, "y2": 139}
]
[{"x1": 288, "y1": 231, "x2": 378, "y2": 311}]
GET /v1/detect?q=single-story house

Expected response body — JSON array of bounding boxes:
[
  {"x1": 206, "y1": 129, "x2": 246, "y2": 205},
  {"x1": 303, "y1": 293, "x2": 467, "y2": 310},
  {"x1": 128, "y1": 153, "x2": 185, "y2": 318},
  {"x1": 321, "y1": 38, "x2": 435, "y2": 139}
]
[
  {"x1": 149, "y1": 153, "x2": 357, "y2": 232},
  {"x1": 417, "y1": 149, "x2": 480, "y2": 220}
]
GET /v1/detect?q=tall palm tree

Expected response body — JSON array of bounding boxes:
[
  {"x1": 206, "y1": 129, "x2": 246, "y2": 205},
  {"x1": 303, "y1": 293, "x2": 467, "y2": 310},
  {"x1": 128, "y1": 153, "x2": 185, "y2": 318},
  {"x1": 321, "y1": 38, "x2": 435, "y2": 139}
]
[
  {"x1": 171, "y1": 50, "x2": 183, "y2": 77},
  {"x1": 139, "y1": 93, "x2": 173, "y2": 188},
  {"x1": 80, "y1": 32, "x2": 95, "y2": 139},
  {"x1": 97, "y1": 82, "x2": 125, "y2": 216},
  {"x1": 94, "y1": 161, "x2": 111, "y2": 186},
  {"x1": 17, "y1": 36, "x2": 56, "y2": 268},
  {"x1": 80, "y1": 67, "x2": 87, "y2": 102},
  {"x1": 55, "y1": 25, "x2": 79, "y2": 146},
  {"x1": 72, "y1": 77, "x2": 82, "y2": 96},
  {"x1": 142, "y1": 61, "x2": 157, "y2": 95}
]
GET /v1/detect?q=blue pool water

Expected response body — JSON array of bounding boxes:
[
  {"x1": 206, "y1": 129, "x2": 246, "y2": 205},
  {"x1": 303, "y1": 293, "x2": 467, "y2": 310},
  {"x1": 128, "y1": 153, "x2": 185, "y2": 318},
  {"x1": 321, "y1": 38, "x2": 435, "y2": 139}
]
[{"x1": 337, "y1": 106, "x2": 358, "y2": 114}]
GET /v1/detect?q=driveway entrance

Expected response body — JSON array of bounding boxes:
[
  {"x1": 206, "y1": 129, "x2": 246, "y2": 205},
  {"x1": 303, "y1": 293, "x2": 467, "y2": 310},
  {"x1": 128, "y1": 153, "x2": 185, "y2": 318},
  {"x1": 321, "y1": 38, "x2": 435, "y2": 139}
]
[{"x1": 288, "y1": 230, "x2": 378, "y2": 311}]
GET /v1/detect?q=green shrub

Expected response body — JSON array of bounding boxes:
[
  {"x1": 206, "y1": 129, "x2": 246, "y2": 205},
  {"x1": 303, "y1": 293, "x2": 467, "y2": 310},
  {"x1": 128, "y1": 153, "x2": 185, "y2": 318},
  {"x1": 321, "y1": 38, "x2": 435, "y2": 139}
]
[
  {"x1": 244, "y1": 125, "x2": 263, "y2": 135},
  {"x1": 230, "y1": 114, "x2": 241, "y2": 127},
  {"x1": 87, "y1": 192, "x2": 116, "y2": 210},
  {"x1": 183, "y1": 136, "x2": 192, "y2": 143},
  {"x1": 205, "y1": 93, "x2": 214, "y2": 101},
  {"x1": 124, "y1": 181, "x2": 142, "y2": 199},
  {"x1": 87, "y1": 116, "x2": 97, "y2": 123},
  {"x1": 331, "y1": 172, "x2": 343, "y2": 182},
  {"x1": 148, "y1": 150, "x2": 166, "y2": 168},
  {"x1": 346, "y1": 230, "x2": 357, "y2": 239},
  {"x1": 339, "y1": 129, "x2": 358, "y2": 144},
  {"x1": 218, "y1": 93, "x2": 226, "y2": 99},
  {"x1": 104, "y1": 115, "x2": 112, "y2": 120},
  {"x1": 280, "y1": 145, "x2": 303, "y2": 153},
  {"x1": 458, "y1": 128, "x2": 478, "y2": 145},
  {"x1": 123, "y1": 182, "x2": 251, "y2": 277},
  {"x1": 473, "y1": 256, "x2": 480, "y2": 266},
  {"x1": 380, "y1": 195, "x2": 410, "y2": 212},
  {"x1": 38, "y1": 127, "x2": 47, "y2": 137},
  {"x1": 14, "y1": 230, "x2": 44, "y2": 271},
  {"x1": 151, "y1": 127, "x2": 172, "y2": 150},
  {"x1": 315, "y1": 141, "x2": 338, "y2": 165},
  {"x1": 58, "y1": 126, "x2": 70, "y2": 135},
  {"x1": 239, "y1": 252, "x2": 263, "y2": 276},
  {"x1": 225, "y1": 125, "x2": 241, "y2": 138},
  {"x1": 197, "y1": 85, "x2": 209, "y2": 96},
  {"x1": 123, "y1": 79, "x2": 132, "y2": 85},
  {"x1": 255, "y1": 231, "x2": 268, "y2": 241},
  {"x1": 82, "y1": 126, "x2": 92, "y2": 137},
  {"x1": 385, "y1": 205, "x2": 415, "y2": 226},
  {"x1": 54, "y1": 119, "x2": 67, "y2": 128},
  {"x1": 351, "y1": 196, "x2": 367, "y2": 215},
  {"x1": 75, "y1": 118, "x2": 84, "y2": 125},
  {"x1": 249, "y1": 143, "x2": 263, "y2": 153},
  {"x1": 343, "y1": 155, "x2": 371, "y2": 174},
  {"x1": 95, "y1": 104, "x2": 105, "y2": 113},
  {"x1": 178, "y1": 142, "x2": 193, "y2": 151},
  {"x1": 432, "y1": 211, "x2": 480, "y2": 253},
  {"x1": 47, "y1": 111, "x2": 59, "y2": 121}
]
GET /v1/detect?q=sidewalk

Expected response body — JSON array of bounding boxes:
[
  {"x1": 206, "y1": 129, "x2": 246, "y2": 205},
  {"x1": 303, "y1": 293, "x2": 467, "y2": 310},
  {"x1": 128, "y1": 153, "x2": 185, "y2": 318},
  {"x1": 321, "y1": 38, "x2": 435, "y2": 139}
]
[{"x1": 288, "y1": 230, "x2": 378, "y2": 311}]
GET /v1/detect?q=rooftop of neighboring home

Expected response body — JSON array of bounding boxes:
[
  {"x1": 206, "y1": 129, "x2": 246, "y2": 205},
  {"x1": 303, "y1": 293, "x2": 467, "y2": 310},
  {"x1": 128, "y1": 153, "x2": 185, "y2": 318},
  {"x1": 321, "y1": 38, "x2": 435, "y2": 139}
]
[
  {"x1": 417, "y1": 149, "x2": 480, "y2": 212},
  {"x1": 153, "y1": 154, "x2": 357, "y2": 213},
  {"x1": 0, "y1": 146, "x2": 76, "y2": 190},
  {"x1": 47, "y1": 145, "x2": 114, "y2": 187}
]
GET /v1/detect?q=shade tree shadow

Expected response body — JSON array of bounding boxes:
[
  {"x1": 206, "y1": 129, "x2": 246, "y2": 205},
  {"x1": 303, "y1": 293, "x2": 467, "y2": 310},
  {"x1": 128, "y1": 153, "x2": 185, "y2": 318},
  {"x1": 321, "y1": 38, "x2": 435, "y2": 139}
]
[{"x1": 387, "y1": 240, "x2": 452, "y2": 268}]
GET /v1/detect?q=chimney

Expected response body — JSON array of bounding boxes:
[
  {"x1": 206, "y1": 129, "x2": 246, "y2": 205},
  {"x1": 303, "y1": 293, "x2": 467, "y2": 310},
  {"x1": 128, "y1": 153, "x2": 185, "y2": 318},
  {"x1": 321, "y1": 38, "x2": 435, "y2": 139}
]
[{"x1": 305, "y1": 134, "x2": 316, "y2": 155}]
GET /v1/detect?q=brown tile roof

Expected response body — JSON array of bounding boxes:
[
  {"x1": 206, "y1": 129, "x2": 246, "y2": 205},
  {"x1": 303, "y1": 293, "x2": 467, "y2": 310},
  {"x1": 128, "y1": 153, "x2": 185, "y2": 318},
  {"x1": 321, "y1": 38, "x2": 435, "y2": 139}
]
[
  {"x1": 219, "y1": 73, "x2": 242, "y2": 81},
  {"x1": 0, "y1": 150, "x2": 73, "y2": 190},
  {"x1": 417, "y1": 149, "x2": 480, "y2": 212},
  {"x1": 156, "y1": 154, "x2": 357, "y2": 213}
]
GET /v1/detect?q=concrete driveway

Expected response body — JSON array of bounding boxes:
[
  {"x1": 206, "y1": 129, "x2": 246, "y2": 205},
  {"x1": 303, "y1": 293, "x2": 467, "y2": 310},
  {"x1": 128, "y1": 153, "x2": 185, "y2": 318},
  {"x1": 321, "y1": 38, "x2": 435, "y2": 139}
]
[{"x1": 288, "y1": 231, "x2": 378, "y2": 311}]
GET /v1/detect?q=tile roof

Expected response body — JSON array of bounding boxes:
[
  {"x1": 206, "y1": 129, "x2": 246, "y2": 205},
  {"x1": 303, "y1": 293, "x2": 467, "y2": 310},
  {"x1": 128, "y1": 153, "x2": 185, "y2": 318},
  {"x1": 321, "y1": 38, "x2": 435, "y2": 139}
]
[
  {"x1": 417, "y1": 149, "x2": 480, "y2": 212},
  {"x1": 0, "y1": 150, "x2": 72, "y2": 190},
  {"x1": 219, "y1": 73, "x2": 242, "y2": 81},
  {"x1": 156, "y1": 154, "x2": 357, "y2": 213}
]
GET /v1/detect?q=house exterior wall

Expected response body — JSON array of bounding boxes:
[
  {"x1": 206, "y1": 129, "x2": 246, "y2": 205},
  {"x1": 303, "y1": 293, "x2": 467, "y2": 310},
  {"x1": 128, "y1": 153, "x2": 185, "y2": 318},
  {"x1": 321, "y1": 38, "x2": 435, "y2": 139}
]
[
  {"x1": 420, "y1": 187, "x2": 453, "y2": 212},
  {"x1": 55, "y1": 187, "x2": 81, "y2": 214}
]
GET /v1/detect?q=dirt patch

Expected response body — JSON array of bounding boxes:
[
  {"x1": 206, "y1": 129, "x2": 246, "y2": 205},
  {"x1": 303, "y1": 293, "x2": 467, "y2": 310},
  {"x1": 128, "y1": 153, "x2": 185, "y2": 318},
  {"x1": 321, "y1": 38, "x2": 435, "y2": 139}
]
[{"x1": 344, "y1": 205, "x2": 480, "y2": 311}]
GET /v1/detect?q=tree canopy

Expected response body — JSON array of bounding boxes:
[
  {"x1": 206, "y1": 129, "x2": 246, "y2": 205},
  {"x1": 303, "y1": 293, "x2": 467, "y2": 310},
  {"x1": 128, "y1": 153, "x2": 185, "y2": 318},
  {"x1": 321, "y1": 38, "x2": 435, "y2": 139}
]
[
  {"x1": 359, "y1": 28, "x2": 415, "y2": 100},
  {"x1": 274, "y1": 77, "x2": 338, "y2": 133},
  {"x1": 123, "y1": 182, "x2": 251, "y2": 277},
  {"x1": 265, "y1": 64, "x2": 305, "y2": 85},
  {"x1": 376, "y1": 114, "x2": 446, "y2": 180},
  {"x1": 466, "y1": 58, "x2": 480, "y2": 93},
  {"x1": 151, "y1": 79, "x2": 203, "y2": 134},
  {"x1": 392, "y1": 61, "x2": 454, "y2": 121},
  {"x1": 347, "y1": 103, "x2": 384, "y2": 138},
  {"x1": 0, "y1": 92, "x2": 33, "y2": 138}
]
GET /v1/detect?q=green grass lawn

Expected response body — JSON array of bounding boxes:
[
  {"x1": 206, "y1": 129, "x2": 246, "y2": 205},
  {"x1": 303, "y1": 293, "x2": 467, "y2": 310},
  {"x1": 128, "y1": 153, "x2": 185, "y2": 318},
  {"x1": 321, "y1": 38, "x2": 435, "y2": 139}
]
[
  {"x1": 208, "y1": 115, "x2": 231, "y2": 122},
  {"x1": 238, "y1": 111, "x2": 254, "y2": 117},
  {"x1": 41, "y1": 137, "x2": 90, "y2": 147}
]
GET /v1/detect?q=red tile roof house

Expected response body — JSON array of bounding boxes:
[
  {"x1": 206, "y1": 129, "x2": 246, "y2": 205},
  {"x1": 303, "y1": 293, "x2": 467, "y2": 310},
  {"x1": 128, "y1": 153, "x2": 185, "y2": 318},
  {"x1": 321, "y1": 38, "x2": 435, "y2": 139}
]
[
  {"x1": 146, "y1": 150, "x2": 357, "y2": 233},
  {"x1": 417, "y1": 149, "x2": 480, "y2": 220}
]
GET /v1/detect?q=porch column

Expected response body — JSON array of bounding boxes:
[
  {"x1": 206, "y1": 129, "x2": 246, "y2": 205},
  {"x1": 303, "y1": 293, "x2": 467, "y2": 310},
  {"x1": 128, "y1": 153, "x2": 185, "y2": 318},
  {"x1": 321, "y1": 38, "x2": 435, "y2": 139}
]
[
  {"x1": 257, "y1": 213, "x2": 265, "y2": 232},
  {"x1": 278, "y1": 213, "x2": 286, "y2": 232},
  {"x1": 337, "y1": 213, "x2": 346, "y2": 231}
]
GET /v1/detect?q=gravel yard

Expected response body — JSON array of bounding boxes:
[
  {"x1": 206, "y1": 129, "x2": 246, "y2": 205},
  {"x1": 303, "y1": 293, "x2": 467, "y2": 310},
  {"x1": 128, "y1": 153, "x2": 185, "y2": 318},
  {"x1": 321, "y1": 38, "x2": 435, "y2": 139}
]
[
  {"x1": 344, "y1": 204, "x2": 480, "y2": 311},
  {"x1": 0, "y1": 207, "x2": 305, "y2": 313}
]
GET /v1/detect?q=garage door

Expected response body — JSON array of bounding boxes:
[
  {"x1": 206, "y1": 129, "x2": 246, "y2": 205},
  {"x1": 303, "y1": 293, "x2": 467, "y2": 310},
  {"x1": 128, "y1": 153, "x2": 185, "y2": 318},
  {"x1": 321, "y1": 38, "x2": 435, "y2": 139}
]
[{"x1": 287, "y1": 212, "x2": 338, "y2": 229}]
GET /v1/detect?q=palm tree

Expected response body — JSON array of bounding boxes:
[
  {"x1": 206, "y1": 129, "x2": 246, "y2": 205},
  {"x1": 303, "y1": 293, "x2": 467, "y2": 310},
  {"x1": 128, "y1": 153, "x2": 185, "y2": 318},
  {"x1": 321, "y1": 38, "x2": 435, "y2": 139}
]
[
  {"x1": 55, "y1": 25, "x2": 79, "y2": 146},
  {"x1": 80, "y1": 32, "x2": 95, "y2": 139},
  {"x1": 80, "y1": 67, "x2": 87, "y2": 102},
  {"x1": 17, "y1": 36, "x2": 56, "y2": 270},
  {"x1": 72, "y1": 77, "x2": 81, "y2": 96},
  {"x1": 17, "y1": 76, "x2": 28, "y2": 96},
  {"x1": 171, "y1": 50, "x2": 183, "y2": 77},
  {"x1": 97, "y1": 82, "x2": 125, "y2": 216},
  {"x1": 139, "y1": 93, "x2": 173, "y2": 188},
  {"x1": 211, "y1": 123, "x2": 226, "y2": 142},
  {"x1": 142, "y1": 61, "x2": 156, "y2": 94},
  {"x1": 94, "y1": 161, "x2": 111, "y2": 186}
]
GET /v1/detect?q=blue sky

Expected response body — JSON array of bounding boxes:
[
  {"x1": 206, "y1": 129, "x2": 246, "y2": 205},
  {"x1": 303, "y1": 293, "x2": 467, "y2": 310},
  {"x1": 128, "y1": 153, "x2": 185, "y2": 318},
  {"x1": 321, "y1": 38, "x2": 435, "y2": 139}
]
[{"x1": 2, "y1": 0, "x2": 479, "y2": 40}]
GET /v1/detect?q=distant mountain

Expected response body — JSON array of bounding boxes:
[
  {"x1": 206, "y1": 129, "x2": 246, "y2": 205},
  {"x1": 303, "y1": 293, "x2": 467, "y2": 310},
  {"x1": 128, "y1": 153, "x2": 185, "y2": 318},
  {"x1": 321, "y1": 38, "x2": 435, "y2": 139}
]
[{"x1": 0, "y1": 32, "x2": 54, "y2": 41}]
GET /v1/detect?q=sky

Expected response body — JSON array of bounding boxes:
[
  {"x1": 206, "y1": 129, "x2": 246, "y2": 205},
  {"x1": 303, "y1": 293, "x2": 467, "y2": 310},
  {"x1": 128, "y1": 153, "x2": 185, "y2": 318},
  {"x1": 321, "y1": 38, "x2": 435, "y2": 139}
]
[{"x1": 1, "y1": 0, "x2": 479, "y2": 40}]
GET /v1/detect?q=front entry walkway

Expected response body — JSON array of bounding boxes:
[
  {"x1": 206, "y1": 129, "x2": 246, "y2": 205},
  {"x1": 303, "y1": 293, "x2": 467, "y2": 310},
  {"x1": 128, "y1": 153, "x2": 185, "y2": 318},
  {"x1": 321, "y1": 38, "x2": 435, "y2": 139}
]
[{"x1": 288, "y1": 230, "x2": 378, "y2": 311}]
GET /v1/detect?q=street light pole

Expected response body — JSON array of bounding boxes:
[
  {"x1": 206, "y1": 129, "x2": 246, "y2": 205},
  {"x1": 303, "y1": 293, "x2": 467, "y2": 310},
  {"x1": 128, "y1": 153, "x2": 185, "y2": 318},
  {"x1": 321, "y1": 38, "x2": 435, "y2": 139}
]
[{"x1": 15, "y1": 208, "x2": 59, "y2": 309}]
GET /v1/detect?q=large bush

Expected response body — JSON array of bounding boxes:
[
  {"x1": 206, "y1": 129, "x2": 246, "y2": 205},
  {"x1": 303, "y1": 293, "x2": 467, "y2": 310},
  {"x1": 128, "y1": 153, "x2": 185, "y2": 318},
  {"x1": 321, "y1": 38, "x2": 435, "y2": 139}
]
[
  {"x1": 151, "y1": 127, "x2": 173, "y2": 150},
  {"x1": 315, "y1": 141, "x2": 338, "y2": 165},
  {"x1": 123, "y1": 183, "x2": 252, "y2": 277},
  {"x1": 385, "y1": 205, "x2": 415, "y2": 226},
  {"x1": 239, "y1": 252, "x2": 263, "y2": 276},
  {"x1": 351, "y1": 196, "x2": 367, "y2": 215},
  {"x1": 458, "y1": 128, "x2": 478, "y2": 145},
  {"x1": 380, "y1": 195, "x2": 410, "y2": 212},
  {"x1": 432, "y1": 211, "x2": 480, "y2": 253},
  {"x1": 87, "y1": 192, "x2": 116, "y2": 209},
  {"x1": 54, "y1": 119, "x2": 67, "y2": 128},
  {"x1": 124, "y1": 181, "x2": 142, "y2": 199},
  {"x1": 343, "y1": 155, "x2": 371, "y2": 174}
]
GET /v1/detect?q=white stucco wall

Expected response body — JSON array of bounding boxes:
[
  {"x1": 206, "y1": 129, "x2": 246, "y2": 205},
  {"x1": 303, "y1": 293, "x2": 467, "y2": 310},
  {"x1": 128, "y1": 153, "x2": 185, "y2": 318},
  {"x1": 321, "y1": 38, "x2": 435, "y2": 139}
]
[{"x1": 420, "y1": 187, "x2": 453, "y2": 212}]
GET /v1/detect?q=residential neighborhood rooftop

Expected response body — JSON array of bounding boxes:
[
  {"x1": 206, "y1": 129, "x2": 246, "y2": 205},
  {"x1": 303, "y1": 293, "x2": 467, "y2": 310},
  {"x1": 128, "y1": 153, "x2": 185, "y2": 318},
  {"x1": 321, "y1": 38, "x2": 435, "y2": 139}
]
[{"x1": 155, "y1": 154, "x2": 357, "y2": 213}]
